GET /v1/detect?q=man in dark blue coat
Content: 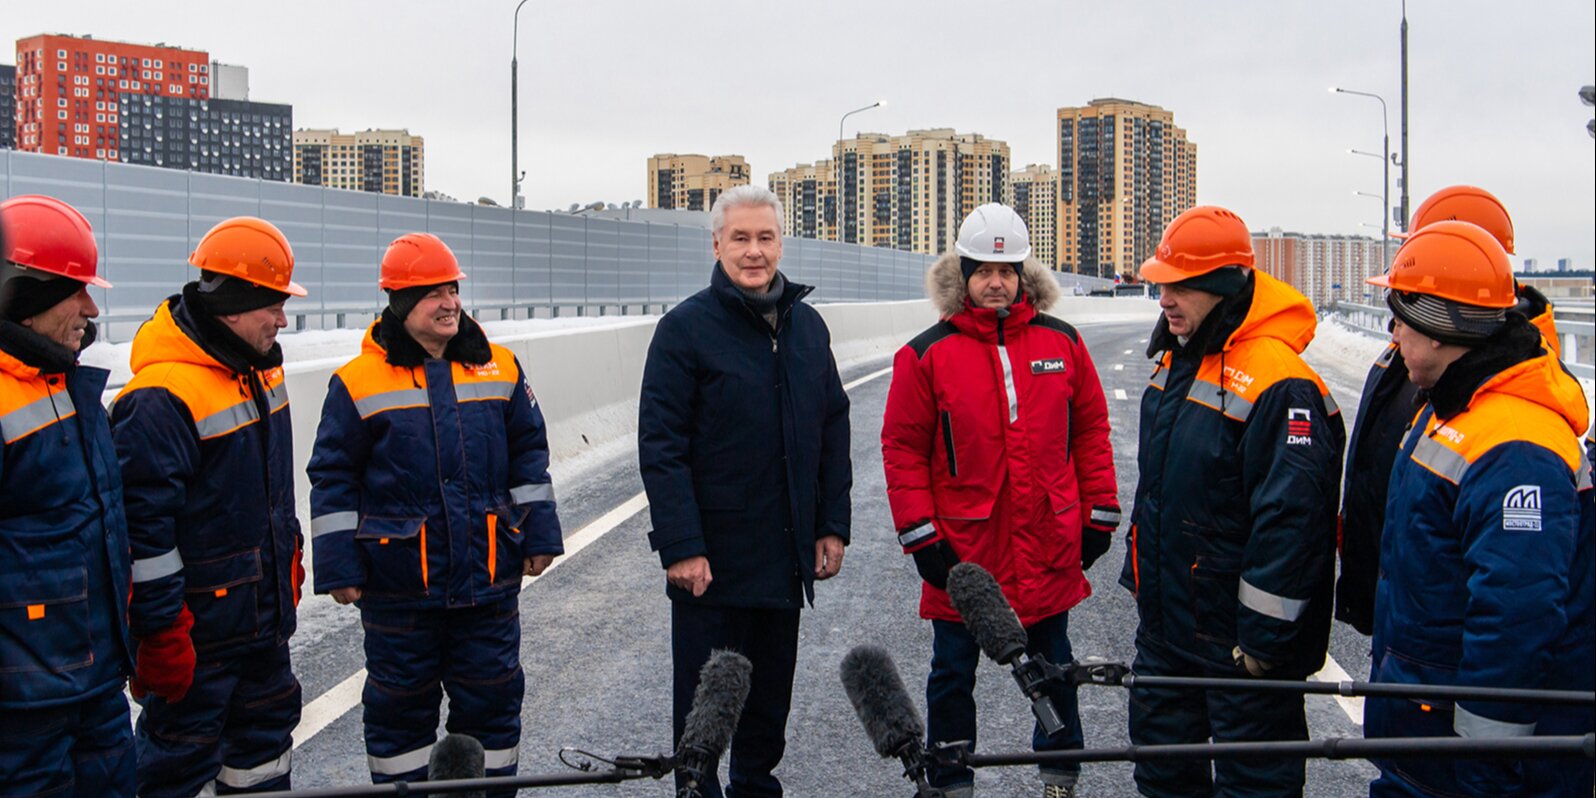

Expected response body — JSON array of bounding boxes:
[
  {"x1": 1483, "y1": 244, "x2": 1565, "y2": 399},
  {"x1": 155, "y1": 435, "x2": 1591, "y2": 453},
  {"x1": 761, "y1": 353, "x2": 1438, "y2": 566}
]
[{"x1": 639, "y1": 185, "x2": 852, "y2": 798}]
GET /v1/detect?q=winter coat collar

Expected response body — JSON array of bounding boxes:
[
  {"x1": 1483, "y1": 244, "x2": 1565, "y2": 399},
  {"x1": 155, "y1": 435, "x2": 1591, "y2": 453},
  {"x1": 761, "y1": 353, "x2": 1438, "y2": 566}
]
[
  {"x1": 1146, "y1": 271, "x2": 1316, "y2": 362},
  {"x1": 128, "y1": 291, "x2": 282, "y2": 377},
  {"x1": 708, "y1": 263, "x2": 813, "y2": 327},
  {"x1": 0, "y1": 320, "x2": 77, "y2": 376},
  {"x1": 1426, "y1": 316, "x2": 1584, "y2": 427},
  {"x1": 925, "y1": 250, "x2": 1060, "y2": 319},
  {"x1": 365, "y1": 309, "x2": 494, "y2": 368},
  {"x1": 948, "y1": 294, "x2": 1039, "y2": 344}
]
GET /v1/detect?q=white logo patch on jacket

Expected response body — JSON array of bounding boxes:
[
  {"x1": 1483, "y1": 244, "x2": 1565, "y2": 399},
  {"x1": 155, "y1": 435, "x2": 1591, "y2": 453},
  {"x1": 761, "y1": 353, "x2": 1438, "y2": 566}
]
[
  {"x1": 1031, "y1": 358, "x2": 1066, "y2": 375},
  {"x1": 1502, "y1": 484, "x2": 1543, "y2": 531}
]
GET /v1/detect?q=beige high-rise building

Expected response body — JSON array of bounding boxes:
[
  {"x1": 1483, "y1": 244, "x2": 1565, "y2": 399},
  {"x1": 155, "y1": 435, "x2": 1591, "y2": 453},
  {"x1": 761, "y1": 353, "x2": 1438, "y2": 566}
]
[
  {"x1": 1253, "y1": 228, "x2": 1387, "y2": 311},
  {"x1": 826, "y1": 128, "x2": 1009, "y2": 255},
  {"x1": 293, "y1": 129, "x2": 425, "y2": 197},
  {"x1": 647, "y1": 154, "x2": 750, "y2": 211},
  {"x1": 1057, "y1": 99, "x2": 1197, "y2": 278},
  {"x1": 769, "y1": 160, "x2": 835, "y2": 240},
  {"x1": 1005, "y1": 164, "x2": 1060, "y2": 269}
]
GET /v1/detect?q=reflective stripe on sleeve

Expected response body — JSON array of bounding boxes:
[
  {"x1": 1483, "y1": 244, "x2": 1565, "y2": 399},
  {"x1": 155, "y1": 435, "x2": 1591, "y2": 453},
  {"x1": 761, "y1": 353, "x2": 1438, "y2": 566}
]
[
  {"x1": 1411, "y1": 435, "x2": 1471, "y2": 485},
  {"x1": 131, "y1": 549, "x2": 184, "y2": 584},
  {"x1": 898, "y1": 524, "x2": 936, "y2": 549},
  {"x1": 311, "y1": 511, "x2": 359, "y2": 538},
  {"x1": 1090, "y1": 508, "x2": 1122, "y2": 525},
  {"x1": 0, "y1": 390, "x2": 77, "y2": 444},
  {"x1": 1454, "y1": 705, "x2": 1536, "y2": 738},
  {"x1": 217, "y1": 749, "x2": 292, "y2": 788},
  {"x1": 510, "y1": 483, "x2": 555, "y2": 504},
  {"x1": 1237, "y1": 578, "x2": 1308, "y2": 622},
  {"x1": 368, "y1": 743, "x2": 434, "y2": 776}
]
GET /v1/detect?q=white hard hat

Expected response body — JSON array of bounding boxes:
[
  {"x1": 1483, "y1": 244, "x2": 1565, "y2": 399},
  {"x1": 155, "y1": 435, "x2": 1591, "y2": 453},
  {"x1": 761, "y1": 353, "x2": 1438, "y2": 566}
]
[{"x1": 954, "y1": 203, "x2": 1030, "y2": 263}]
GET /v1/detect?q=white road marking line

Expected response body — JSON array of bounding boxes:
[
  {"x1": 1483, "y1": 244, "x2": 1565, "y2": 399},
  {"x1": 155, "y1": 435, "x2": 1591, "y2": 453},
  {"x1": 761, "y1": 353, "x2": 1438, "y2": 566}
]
[
  {"x1": 291, "y1": 364, "x2": 897, "y2": 749},
  {"x1": 1309, "y1": 654, "x2": 1365, "y2": 726},
  {"x1": 1114, "y1": 364, "x2": 1125, "y2": 371},
  {"x1": 1123, "y1": 349, "x2": 1134, "y2": 355},
  {"x1": 1114, "y1": 388, "x2": 1128, "y2": 401}
]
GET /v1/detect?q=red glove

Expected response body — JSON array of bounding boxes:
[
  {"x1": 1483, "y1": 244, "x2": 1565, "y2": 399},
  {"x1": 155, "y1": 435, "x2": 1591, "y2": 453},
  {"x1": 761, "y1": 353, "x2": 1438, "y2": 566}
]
[
  {"x1": 292, "y1": 542, "x2": 306, "y2": 607},
  {"x1": 131, "y1": 606, "x2": 196, "y2": 703}
]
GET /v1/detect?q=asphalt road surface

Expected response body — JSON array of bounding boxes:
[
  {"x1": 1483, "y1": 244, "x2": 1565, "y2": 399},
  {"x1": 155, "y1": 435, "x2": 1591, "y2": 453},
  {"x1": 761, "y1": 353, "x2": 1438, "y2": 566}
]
[{"x1": 284, "y1": 319, "x2": 1382, "y2": 796}]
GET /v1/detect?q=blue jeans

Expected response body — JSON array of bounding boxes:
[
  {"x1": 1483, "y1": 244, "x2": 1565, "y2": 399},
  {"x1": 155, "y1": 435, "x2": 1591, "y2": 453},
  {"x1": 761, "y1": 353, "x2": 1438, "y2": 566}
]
[
  {"x1": 926, "y1": 611, "x2": 1083, "y2": 790},
  {"x1": 0, "y1": 688, "x2": 134, "y2": 798}
]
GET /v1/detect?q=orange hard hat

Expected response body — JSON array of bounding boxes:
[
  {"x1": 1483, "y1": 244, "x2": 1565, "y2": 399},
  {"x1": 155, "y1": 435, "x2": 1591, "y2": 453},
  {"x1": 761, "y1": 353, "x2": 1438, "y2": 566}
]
[
  {"x1": 379, "y1": 233, "x2": 467, "y2": 291},
  {"x1": 1, "y1": 194, "x2": 111, "y2": 287},
  {"x1": 1393, "y1": 185, "x2": 1514, "y2": 255},
  {"x1": 1139, "y1": 205, "x2": 1255, "y2": 284},
  {"x1": 189, "y1": 217, "x2": 306, "y2": 296},
  {"x1": 1367, "y1": 220, "x2": 1515, "y2": 308}
]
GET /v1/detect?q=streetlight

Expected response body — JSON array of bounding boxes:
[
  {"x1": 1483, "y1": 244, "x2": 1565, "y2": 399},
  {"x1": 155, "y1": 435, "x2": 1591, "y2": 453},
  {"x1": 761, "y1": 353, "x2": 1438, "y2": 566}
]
[
  {"x1": 1332, "y1": 86, "x2": 1395, "y2": 270},
  {"x1": 511, "y1": 0, "x2": 532, "y2": 210},
  {"x1": 836, "y1": 101, "x2": 885, "y2": 243}
]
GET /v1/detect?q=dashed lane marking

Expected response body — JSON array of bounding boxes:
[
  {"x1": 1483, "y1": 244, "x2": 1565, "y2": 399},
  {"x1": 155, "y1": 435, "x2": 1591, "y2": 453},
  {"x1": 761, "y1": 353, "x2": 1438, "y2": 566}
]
[
  {"x1": 1114, "y1": 389, "x2": 1128, "y2": 401},
  {"x1": 1114, "y1": 364, "x2": 1125, "y2": 371},
  {"x1": 1309, "y1": 654, "x2": 1366, "y2": 726},
  {"x1": 291, "y1": 364, "x2": 897, "y2": 750}
]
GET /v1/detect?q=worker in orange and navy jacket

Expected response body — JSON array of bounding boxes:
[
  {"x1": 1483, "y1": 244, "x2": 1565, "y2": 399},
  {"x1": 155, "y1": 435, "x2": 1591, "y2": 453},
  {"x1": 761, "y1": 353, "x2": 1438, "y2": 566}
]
[
  {"x1": 0, "y1": 195, "x2": 136, "y2": 797},
  {"x1": 1337, "y1": 185, "x2": 1566, "y2": 635},
  {"x1": 1365, "y1": 220, "x2": 1594, "y2": 798},
  {"x1": 1122, "y1": 206, "x2": 1344, "y2": 798},
  {"x1": 111, "y1": 217, "x2": 306, "y2": 797},
  {"x1": 307, "y1": 233, "x2": 562, "y2": 796}
]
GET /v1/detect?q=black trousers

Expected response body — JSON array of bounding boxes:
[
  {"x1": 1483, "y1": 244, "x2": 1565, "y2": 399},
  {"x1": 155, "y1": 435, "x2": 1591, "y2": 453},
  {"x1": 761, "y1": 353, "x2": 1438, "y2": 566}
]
[{"x1": 671, "y1": 601, "x2": 801, "y2": 798}]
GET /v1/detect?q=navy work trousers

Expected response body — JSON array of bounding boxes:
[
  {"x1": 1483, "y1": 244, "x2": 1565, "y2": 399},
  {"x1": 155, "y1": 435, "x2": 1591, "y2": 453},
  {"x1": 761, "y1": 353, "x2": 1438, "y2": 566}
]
[
  {"x1": 360, "y1": 597, "x2": 524, "y2": 798},
  {"x1": 1127, "y1": 638, "x2": 1307, "y2": 798},
  {"x1": 0, "y1": 688, "x2": 134, "y2": 798},
  {"x1": 671, "y1": 601, "x2": 801, "y2": 798},
  {"x1": 135, "y1": 641, "x2": 301, "y2": 796}
]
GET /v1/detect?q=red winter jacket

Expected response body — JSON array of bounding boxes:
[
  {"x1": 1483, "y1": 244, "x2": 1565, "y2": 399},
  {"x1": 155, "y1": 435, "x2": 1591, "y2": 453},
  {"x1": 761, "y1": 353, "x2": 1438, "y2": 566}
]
[{"x1": 882, "y1": 253, "x2": 1118, "y2": 625}]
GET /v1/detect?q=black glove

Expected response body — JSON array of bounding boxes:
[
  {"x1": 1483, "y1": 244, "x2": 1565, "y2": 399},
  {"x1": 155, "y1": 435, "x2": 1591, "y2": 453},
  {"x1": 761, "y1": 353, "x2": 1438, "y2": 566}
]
[
  {"x1": 912, "y1": 540, "x2": 960, "y2": 590},
  {"x1": 1080, "y1": 528, "x2": 1112, "y2": 571}
]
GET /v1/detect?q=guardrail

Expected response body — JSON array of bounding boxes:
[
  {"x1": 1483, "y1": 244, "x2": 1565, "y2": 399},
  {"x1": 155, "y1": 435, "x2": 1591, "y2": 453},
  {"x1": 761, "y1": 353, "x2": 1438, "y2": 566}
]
[{"x1": 1328, "y1": 301, "x2": 1594, "y2": 380}]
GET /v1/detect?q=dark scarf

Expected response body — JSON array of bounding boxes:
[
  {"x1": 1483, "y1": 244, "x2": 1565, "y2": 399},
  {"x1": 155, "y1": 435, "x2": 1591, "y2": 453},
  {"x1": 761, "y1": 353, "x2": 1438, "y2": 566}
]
[
  {"x1": 738, "y1": 272, "x2": 786, "y2": 330},
  {"x1": 1424, "y1": 315, "x2": 1545, "y2": 420},
  {"x1": 375, "y1": 308, "x2": 493, "y2": 368},
  {"x1": 0, "y1": 319, "x2": 83, "y2": 374},
  {"x1": 176, "y1": 282, "x2": 284, "y2": 373}
]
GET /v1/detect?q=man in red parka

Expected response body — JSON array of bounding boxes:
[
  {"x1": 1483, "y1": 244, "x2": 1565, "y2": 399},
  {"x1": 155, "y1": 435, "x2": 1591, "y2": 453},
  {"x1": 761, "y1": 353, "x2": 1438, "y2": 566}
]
[{"x1": 882, "y1": 203, "x2": 1119, "y2": 798}]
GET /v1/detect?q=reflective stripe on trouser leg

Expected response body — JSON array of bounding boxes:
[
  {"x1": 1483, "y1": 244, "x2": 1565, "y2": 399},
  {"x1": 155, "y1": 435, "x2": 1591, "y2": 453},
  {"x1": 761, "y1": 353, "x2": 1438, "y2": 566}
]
[
  {"x1": 439, "y1": 599, "x2": 525, "y2": 797},
  {"x1": 216, "y1": 643, "x2": 300, "y2": 795},
  {"x1": 361, "y1": 606, "x2": 447, "y2": 784}
]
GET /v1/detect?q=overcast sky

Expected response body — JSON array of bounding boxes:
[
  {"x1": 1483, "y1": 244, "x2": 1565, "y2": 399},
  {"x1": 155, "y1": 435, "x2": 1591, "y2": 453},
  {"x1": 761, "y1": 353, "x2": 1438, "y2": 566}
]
[{"x1": 6, "y1": 1, "x2": 1593, "y2": 269}]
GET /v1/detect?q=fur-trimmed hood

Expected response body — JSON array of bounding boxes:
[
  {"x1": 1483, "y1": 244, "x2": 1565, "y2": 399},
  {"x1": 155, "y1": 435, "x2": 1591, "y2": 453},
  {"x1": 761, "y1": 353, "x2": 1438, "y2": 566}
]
[{"x1": 925, "y1": 251, "x2": 1060, "y2": 318}]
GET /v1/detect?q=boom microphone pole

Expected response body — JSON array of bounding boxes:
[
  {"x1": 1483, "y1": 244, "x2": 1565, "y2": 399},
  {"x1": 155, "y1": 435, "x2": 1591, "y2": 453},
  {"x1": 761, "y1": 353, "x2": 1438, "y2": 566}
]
[
  {"x1": 931, "y1": 733, "x2": 1596, "y2": 770},
  {"x1": 1069, "y1": 659, "x2": 1596, "y2": 708}
]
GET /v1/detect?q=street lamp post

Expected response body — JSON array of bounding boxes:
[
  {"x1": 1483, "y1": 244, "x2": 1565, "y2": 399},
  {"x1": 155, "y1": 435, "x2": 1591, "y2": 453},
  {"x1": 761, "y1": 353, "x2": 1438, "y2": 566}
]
[
  {"x1": 1332, "y1": 87, "x2": 1393, "y2": 271},
  {"x1": 511, "y1": 0, "x2": 531, "y2": 210},
  {"x1": 836, "y1": 100, "x2": 884, "y2": 243}
]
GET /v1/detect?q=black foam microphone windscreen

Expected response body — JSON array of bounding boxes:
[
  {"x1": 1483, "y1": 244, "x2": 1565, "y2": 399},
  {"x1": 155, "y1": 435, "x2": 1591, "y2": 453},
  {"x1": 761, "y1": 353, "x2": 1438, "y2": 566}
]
[
  {"x1": 946, "y1": 562, "x2": 1027, "y2": 665},
  {"x1": 840, "y1": 645, "x2": 925, "y2": 758},
  {"x1": 428, "y1": 733, "x2": 485, "y2": 798},
  {"x1": 679, "y1": 649, "x2": 754, "y2": 762}
]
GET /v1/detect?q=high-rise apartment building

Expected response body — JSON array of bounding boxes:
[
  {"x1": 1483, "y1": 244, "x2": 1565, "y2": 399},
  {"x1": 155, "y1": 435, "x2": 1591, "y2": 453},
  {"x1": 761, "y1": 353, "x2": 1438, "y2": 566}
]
[
  {"x1": 1057, "y1": 99, "x2": 1197, "y2": 278},
  {"x1": 13, "y1": 34, "x2": 212, "y2": 162},
  {"x1": 830, "y1": 128, "x2": 1009, "y2": 255},
  {"x1": 1253, "y1": 227, "x2": 1386, "y2": 311},
  {"x1": 769, "y1": 160, "x2": 835, "y2": 240},
  {"x1": 647, "y1": 154, "x2": 750, "y2": 211},
  {"x1": 120, "y1": 94, "x2": 291, "y2": 181},
  {"x1": 1, "y1": 64, "x2": 15, "y2": 149},
  {"x1": 1005, "y1": 164, "x2": 1060, "y2": 269},
  {"x1": 293, "y1": 129, "x2": 425, "y2": 197}
]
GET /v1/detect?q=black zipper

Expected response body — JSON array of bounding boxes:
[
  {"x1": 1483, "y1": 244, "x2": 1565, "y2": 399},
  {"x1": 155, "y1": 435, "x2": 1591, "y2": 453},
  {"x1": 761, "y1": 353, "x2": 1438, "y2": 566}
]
[{"x1": 940, "y1": 410, "x2": 958, "y2": 477}]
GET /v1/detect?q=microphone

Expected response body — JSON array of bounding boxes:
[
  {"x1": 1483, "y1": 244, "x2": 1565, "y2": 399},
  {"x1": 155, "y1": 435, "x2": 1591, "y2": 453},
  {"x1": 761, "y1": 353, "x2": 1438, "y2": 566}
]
[
  {"x1": 428, "y1": 733, "x2": 485, "y2": 798},
  {"x1": 675, "y1": 649, "x2": 753, "y2": 798},
  {"x1": 840, "y1": 645, "x2": 941, "y2": 798},
  {"x1": 945, "y1": 562, "x2": 1068, "y2": 736}
]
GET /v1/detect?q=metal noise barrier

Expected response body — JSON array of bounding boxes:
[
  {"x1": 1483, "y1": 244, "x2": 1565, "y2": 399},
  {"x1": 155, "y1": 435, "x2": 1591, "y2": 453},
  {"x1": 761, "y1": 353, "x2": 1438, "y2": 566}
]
[
  {"x1": 941, "y1": 734, "x2": 1596, "y2": 769},
  {"x1": 1071, "y1": 660, "x2": 1596, "y2": 707}
]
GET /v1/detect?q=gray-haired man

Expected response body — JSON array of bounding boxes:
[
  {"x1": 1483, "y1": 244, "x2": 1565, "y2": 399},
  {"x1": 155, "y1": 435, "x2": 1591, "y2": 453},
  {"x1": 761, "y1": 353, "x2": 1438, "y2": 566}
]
[{"x1": 639, "y1": 185, "x2": 852, "y2": 796}]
